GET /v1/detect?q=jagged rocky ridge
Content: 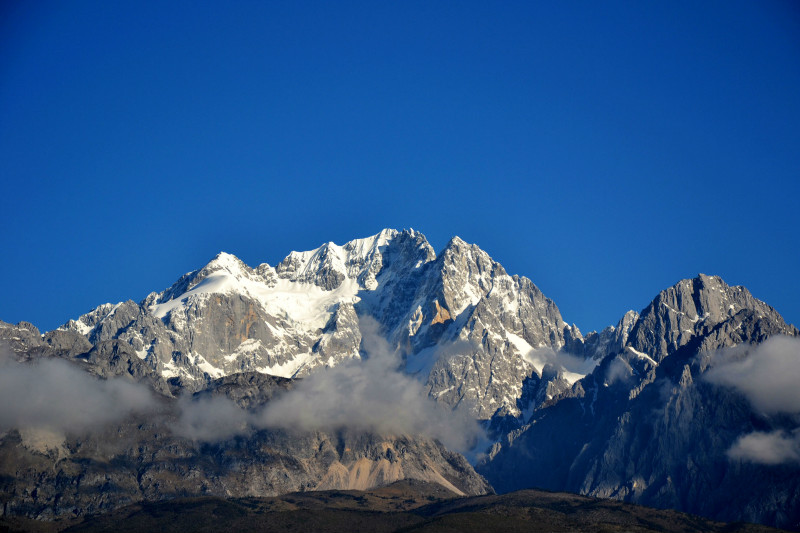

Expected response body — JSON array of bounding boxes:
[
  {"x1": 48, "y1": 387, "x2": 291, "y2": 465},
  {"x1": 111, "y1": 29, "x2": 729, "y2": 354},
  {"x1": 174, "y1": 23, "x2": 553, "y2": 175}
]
[
  {"x1": 61, "y1": 229, "x2": 579, "y2": 424},
  {"x1": 2, "y1": 230, "x2": 799, "y2": 529},
  {"x1": 478, "y1": 274, "x2": 800, "y2": 530}
]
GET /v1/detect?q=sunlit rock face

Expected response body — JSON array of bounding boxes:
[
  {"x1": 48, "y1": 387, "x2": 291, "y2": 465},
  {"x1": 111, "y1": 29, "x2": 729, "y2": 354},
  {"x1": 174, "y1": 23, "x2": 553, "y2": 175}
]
[{"x1": 61, "y1": 229, "x2": 582, "y2": 425}]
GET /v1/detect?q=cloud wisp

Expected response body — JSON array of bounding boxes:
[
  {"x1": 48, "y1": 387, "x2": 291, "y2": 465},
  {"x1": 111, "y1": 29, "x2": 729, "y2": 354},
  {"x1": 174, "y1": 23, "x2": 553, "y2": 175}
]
[
  {"x1": 256, "y1": 316, "x2": 483, "y2": 452},
  {"x1": 519, "y1": 345, "x2": 601, "y2": 387},
  {"x1": 727, "y1": 429, "x2": 800, "y2": 465},
  {"x1": 704, "y1": 335, "x2": 800, "y2": 415},
  {"x1": 703, "y1": 335, "x2": 800, "y2": 465},
  {"x1": 173, "y1": 394, "x2": 250, "y2": 442}
]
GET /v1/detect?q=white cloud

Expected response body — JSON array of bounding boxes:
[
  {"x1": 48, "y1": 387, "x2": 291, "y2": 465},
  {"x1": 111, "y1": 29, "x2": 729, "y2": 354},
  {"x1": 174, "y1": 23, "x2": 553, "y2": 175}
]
[
  {"x1": 728, "y1": 430, "x2": 800, "y2": 465},
  {"x1": 519, "y1": 345, "x2": 599, "y2": 386},
  {"x1": 0, "y1": 351, "x2": 157, "y2": 434},
  {"x1": 604, "y1": 357, "x2": 632, "y2": 386},
  {"x1": 702, "y1": 336, "x2": 800, "y2": 465},
  {"x1": 172, "y1": 394, "x2": 250, "y2": 441},
  {"x1": 255, "y1": 316, "x2": 483, "y2": 452},
  {"x1": 704, "y1": 336, "x2": 800, "y2": 414}
]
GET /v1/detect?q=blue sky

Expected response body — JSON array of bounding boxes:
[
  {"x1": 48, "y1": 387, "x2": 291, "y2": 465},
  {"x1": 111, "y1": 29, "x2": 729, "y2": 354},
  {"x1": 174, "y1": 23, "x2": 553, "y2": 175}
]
[{"x1": 1, "y1": 1, "x2": 799, "y2": 334}]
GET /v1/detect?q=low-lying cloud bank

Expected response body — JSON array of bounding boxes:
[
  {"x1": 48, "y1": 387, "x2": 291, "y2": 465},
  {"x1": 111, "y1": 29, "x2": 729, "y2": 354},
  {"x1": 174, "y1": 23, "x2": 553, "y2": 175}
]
[
  {"x1": 0, "y1": 319, "x2": 483, "y2": 454},
  {"x1": 704, "y1": 336, "x2": 800, "y2": 465},
  {"x1": 0, "y1": 351, "x2": 156, "y2": 434}
]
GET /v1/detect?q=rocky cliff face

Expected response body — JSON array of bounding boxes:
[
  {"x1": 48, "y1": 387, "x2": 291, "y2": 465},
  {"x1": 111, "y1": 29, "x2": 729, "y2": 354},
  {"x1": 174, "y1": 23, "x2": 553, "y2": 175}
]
[
  {"x1": 61, "y1": 230, "x2": 580, "y2": 425},
  {"x1": 477, "y1": 275, "x2": 800, "y2": 530},
  {"x1": 0, "y1": 422, "x2": 490, "y2": 521},
  {"x1": 625, "y1": 274, "x2": 784, "y2": 362},
  {"x1": 389, "y1": 237, "x2": 570, "y2": 422}
]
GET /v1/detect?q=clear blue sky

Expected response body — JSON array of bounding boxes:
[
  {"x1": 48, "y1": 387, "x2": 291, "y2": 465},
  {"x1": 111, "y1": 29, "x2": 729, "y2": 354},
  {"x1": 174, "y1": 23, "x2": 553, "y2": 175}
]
[{"x1": 2, "y1": 1, "x2": 799, "y2": 334}]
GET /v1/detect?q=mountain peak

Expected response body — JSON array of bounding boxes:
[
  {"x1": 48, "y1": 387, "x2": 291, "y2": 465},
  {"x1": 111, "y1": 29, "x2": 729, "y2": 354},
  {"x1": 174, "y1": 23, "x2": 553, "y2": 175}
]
[
  {"x1": 204, "y1": 251, "x2": 249, "y2": 273},
  {"x1": 442, "y1": 235, "x2": 475, "y2": 253},
  {"x1": 625, "y1": 273, "x2": 786, "y2": 362},
  {"x1": 273, "y1": 229, "x2": 437, "y2": 292}
]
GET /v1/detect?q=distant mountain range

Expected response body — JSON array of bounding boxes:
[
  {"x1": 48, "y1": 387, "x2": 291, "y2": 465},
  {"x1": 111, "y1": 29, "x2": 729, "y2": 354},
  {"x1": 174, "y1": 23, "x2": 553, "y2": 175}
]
[{"x1": 1, "y1": 229, "x2": 798, "y2": 529}]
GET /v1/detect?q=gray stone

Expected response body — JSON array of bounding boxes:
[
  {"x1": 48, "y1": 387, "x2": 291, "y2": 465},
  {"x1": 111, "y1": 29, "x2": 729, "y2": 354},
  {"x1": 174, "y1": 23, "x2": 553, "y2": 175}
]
[{"x1": 477, "y1": 275, "x2": 800, "y2": 530}]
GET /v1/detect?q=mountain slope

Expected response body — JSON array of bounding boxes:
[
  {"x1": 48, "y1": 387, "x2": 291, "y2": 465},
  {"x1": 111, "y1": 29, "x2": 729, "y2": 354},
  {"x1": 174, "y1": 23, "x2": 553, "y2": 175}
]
[
  {"x1": 12, "y1": 481, "x2": 780, "y2": 533},
  {"x1": 0, "y1": 322, "x2": 491, "y2": 521},
  {"x1": 6, "y1": 231, "x2": 800, "y2": 529},
  {"x1": 61, "y1": 229, "x2": 582, "y2": 424},
  {"x1": 478, "y1": 275, "x2": 800, "y2": 529}
]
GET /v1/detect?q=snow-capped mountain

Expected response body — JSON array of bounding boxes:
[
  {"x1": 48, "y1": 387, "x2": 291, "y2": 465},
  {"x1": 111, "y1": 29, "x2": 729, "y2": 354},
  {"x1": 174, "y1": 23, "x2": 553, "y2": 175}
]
[
  {"x1": 63, "y1": 230, "x2": 799, "y2": 436},
  {"x1": 4, "y1": 228, "x2": 800, "y2": 528},
  {"x1": 64, "y1": 229, "x2": 419, "y2": 381},
  {"x1": 62, "y1": 229, "x2": 584, "y2": 424}
]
